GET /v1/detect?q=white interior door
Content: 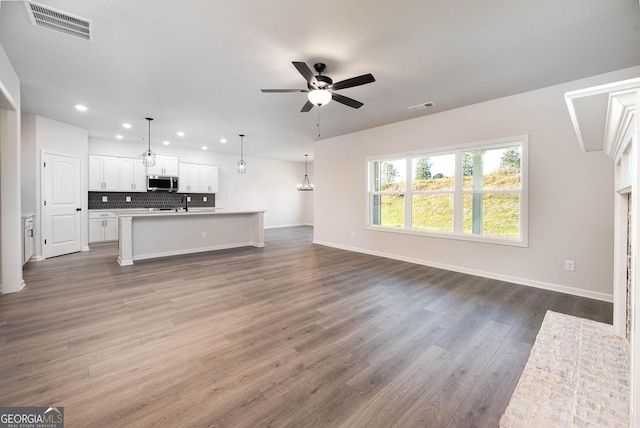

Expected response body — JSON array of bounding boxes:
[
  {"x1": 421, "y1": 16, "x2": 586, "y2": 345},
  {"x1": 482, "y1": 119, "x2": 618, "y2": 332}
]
[{"x1": 42, "y1": 152, "x2": 82, "y2": 258}]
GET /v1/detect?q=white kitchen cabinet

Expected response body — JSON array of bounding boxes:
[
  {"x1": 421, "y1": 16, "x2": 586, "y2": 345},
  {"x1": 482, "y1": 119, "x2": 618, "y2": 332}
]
[
  {"x1": 200, "y1": 165, "x2": 219, "y2": 193},
  {"x1": 23, "y1": 215, "x2": 34, "y2": 264},
  {"x1": 89, "y1": 155, "x2": 119, "y2": 191},
  {"x1": 89, "y1": 212, "x2": 119, "y2": 243},
  {"x1": 178, "y1": 162, "x2": 219, "y2": 193},
  {"x1": 147, "y1": 155, "x2": 179, "y2": 176},
  {"x1": 179, "y1": 163, "x2": 201, "y2": 192},
  {"x1": 118, "y1": 157, "x2": 147, "y2": 192}
]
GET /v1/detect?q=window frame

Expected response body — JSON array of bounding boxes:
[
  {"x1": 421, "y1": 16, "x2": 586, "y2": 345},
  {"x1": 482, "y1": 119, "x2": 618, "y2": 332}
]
[{"x1": 366, "y1": 135, "x2": 528, "y2": 247}]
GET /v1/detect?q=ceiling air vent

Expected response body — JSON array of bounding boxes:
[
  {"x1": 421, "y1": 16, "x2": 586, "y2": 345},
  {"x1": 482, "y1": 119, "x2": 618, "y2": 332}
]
[
  {"x1": 408, "y1": 102, "x2": 436, "y2": 112},
  {"x1": 25, "y1": 1, "x2": 93, "y2": 41}
]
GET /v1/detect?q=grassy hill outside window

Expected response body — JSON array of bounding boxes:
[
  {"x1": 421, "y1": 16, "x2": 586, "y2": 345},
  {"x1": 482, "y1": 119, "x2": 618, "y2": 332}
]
[{"x1": 367, "y1": 136, "x2": 528, "y2": 247}]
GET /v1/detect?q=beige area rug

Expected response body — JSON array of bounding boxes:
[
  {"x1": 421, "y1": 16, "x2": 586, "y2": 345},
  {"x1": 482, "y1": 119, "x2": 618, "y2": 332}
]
[{"x1": 500, "y1": 311, "x2": 629, "y2": 428}]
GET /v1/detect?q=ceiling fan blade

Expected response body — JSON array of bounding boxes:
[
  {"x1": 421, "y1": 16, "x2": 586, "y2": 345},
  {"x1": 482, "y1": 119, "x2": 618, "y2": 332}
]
[
  {"x1": 293, "y1": 61, "x2": 319, "y2": 88},
  {"x1": 301, "y1": 100, "x2": 314, "y2": 112},
  {"x1": 330, "y1": 73, "x2": 375, "y2": 91},
  {"x1": 332, "y1": 93, "x2": 364, "y2": 109},
  {"x1": 261, "y1": 89, "x2": 308, "y2": 93}
]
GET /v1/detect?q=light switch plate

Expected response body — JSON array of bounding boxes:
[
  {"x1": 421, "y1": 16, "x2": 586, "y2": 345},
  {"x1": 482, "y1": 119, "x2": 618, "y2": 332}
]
[
  {"x1": 102, "y1": 196, "x2": 108, "y2": 202},
  {"x1": 203, "y1": 196, "x2": 207, "y2": 202},
  {"x1": 187, "y1": 196, "x2": 191, "y2": 202},
  {"x1": 126, "y1": 196, "x2": 131, "y2": 202}
]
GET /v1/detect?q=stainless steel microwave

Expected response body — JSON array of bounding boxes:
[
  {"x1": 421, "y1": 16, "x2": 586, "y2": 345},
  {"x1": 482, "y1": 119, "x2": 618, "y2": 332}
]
[{"x1": 147, "y1": 175, "x2": 178, "y2": 192}]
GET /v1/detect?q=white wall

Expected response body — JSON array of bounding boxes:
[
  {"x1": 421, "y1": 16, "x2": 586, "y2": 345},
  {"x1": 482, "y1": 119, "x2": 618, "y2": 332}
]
[
  {"x1": 314, "y1": 66, "x2": 640, "y2": 302},
  {"x1": 21, "y1": 114, "x2": 36, "y2": 215},
  {"x1": 22, "y1": 115, "x2": 89, "y2": 259},
  {"x1": 88, "y1": 139, "x2": 314, "y2": 228},
  {"x1": 0, "y1": 42, "x2": 22, "y2": 293},
  {"x1": 302, "y1": 162, "x2": 314, "y2": 226}
]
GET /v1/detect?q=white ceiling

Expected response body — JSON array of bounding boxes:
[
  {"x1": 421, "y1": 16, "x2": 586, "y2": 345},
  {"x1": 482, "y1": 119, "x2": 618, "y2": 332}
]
[{"x1": 1, "y1": 0, "x2": 640, "y2": 162}]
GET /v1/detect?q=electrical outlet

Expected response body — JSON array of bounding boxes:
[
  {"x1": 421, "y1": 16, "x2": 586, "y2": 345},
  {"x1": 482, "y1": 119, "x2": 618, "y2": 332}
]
[
  {"x1": 202, "y1": 232, "x2": 207, "y2": 238},
  {"x1": 187, "y1": 196, "x2": 191, "y2": 202},
  {"x1": 565, "y1": 260, "x2": 575, "y2": 271},
  {"x1": 126, "y1": 196, "x2": 131, "y2": 203},
  {"x1": 203, "y1": 196, "x2": 207, "y2": 202},
  {"x1": 102, "y1": 196, "x2": 108, "y2": 202}
]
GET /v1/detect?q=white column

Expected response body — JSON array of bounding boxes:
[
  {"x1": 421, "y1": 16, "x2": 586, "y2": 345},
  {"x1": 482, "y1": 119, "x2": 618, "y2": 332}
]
[
  {"x1": 117, "y1": 215, "x2": 134, "y2": 266},
  {"x1": 631, "y1": 90, "x2": 640, "y2": 428},
  {"x1": 254, "y1": 212, "x2": 265, "y2": 247},
  {"x1": 1, "y1": 109, "x2": 24, "y2": 293}
]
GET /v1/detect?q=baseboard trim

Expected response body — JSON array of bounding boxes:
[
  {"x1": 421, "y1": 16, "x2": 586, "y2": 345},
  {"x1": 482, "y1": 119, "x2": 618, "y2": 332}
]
[
  {"x1": 266, "y1": 223, "x2": 314, "y2": 229},
  {"x1": 132, "y1": 242, "x2": 260, "y2": 262},
  {"x1": 312, "y1": 239, "x2": 613, "y2": 303}
]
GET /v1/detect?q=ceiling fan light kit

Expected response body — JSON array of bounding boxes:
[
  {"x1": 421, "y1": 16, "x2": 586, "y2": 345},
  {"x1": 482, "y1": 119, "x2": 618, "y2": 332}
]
[
  {"x1": 308, "y1": 89, "x2": 332, "y2": 106},
  {"x1": 261, "y1": 61, "x2": 375, "y2": 112}
]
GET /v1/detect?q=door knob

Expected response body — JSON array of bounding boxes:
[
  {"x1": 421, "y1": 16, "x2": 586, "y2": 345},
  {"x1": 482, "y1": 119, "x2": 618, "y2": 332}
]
[{"x1": 76, "y1": 208, "x2": 82, "y2": 211}]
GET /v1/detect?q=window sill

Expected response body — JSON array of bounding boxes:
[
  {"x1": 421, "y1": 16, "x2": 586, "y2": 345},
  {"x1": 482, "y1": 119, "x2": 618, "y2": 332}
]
[{"x1": 364, "y1": 225, "x2": 528, "y2": 247}]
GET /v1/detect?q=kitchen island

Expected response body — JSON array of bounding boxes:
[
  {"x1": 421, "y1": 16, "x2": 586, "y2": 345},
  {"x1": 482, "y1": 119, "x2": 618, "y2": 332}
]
[{"x1": 117, "y1": 209, "x2": 265, "y2": 266}]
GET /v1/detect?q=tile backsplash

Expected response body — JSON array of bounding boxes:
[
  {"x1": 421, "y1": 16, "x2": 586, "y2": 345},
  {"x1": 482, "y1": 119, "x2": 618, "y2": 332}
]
[{"x1": 89, "y1": 192, "x2": 215, "y2": 210}]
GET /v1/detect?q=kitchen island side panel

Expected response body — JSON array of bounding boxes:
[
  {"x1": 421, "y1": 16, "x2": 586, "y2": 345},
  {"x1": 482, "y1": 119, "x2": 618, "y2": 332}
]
[{"x1": 118, "y1": 211, "x2": 264, "y2": 265}]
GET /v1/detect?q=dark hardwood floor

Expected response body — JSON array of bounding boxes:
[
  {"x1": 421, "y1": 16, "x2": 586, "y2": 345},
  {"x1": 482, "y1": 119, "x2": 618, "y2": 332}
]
[{"x1": 0, "y1": 226, "x2": 612, "y2": 427}]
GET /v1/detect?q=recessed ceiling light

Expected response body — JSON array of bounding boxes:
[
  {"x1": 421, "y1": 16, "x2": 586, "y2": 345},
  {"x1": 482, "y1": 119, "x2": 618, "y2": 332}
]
[
  {"x1": 220, "y1": 138, "x2": 227, "y2": 143},
  {"x1": 202, "y1": 146, "x2": 208, "y2": 151},
  {"x1": 163, "y1": 141, "x2": 170, "y2": 146},
  {"x1": 122, "y1": 123, "x2": 132, "y2": 129},
  {"x1": 75, "y1": 104, "x2": 88, "y2": 112},
  {"x1": 116, "y1": 135, "x2": 123, "y2": 140},
  {"x1": 176, "y1": 131, "x2": 185, "y2": 137}
]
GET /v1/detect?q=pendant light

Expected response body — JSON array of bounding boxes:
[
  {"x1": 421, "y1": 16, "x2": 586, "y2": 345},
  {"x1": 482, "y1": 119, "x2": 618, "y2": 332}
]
[
  {"x1": 297, "y1": 154, "x2": 314, "y2": 191},
  {"x1": 237, "y1": 134, "x2": 246, "y2": 174},
  {"x1": 142, "y1": 117, "x2": 156, "y2": 167}
]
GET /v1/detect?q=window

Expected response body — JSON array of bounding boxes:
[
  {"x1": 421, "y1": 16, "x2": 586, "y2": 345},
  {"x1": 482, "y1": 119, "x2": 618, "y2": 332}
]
[
  {"x1": 368, "y1": 136, "x2": 527, "y2": 246},
  {"x1": 371, "y1": 159, "x2": 406, "y2": 227}
]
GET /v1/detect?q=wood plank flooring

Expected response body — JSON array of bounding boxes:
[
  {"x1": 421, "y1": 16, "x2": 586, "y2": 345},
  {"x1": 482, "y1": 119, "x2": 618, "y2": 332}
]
[{"x1": 0, "y1": 226, "x2": 612, "y2": 427}]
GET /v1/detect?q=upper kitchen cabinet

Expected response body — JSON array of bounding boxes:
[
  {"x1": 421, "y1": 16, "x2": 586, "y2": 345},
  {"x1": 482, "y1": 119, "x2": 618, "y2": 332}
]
[
  {"x1": 89, "y1": 155, "x2": 119, "y2": 191},
  {"x1": 147, "y1": 155, "x2": 179, "y2": 176},
  {"x1": 178, "y1": 163, "x2": 219, "y2": 193},
  {"x1": 179, "y1": 163, "x2": 201, "y2": 193},
  {"x1": 118, "y1": 157, "x2": 147, "y2": 192},
  {"x1": 200, "y1": 165, "x2": 219, "y2": 193}
]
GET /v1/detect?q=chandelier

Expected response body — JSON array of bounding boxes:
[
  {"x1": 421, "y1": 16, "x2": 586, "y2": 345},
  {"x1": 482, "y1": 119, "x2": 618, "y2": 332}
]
[{"x1": 297, "y1": 154, "x2": 314, "y2": 191}]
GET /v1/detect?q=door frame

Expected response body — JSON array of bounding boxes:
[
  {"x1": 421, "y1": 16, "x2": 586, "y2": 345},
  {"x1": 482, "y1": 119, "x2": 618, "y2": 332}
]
[{"x1": 39, "y1": 150, "x2": 88, "y2": 259}]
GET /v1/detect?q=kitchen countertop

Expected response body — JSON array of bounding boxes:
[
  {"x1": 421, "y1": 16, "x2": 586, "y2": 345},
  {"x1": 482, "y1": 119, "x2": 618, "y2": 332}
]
[
  {"x1": 89, "y1": 207, "x2": 221, "y2": 214},
  {"x1": 119, "y1": 208, "x2": 264, "y2": 217}
]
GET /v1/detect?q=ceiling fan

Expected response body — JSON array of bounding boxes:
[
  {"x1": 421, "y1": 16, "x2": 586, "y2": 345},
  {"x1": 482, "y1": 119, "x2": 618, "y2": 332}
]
[{"x1": 261, "y1": 61, "x2": 375, "y2": 112}]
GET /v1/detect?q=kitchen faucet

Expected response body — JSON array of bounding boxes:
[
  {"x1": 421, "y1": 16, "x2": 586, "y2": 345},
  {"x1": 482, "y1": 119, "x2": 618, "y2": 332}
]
[{"x1": 181, "y1": 194, "x2": 189, "y2": 212}]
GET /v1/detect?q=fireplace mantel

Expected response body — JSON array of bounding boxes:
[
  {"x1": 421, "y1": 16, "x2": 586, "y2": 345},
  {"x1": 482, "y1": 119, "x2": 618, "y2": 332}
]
[{"x1": 566, "y1": 77, "x2": 640, "y2": 427}]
